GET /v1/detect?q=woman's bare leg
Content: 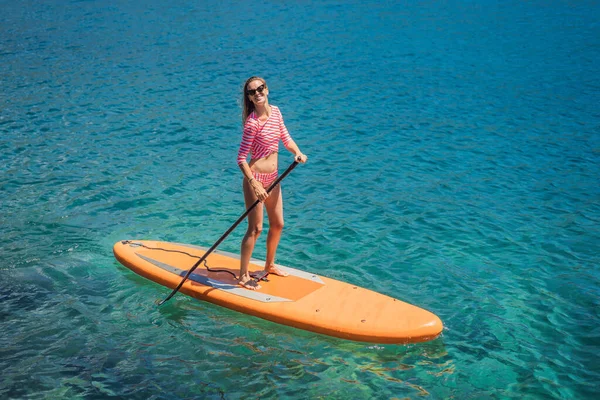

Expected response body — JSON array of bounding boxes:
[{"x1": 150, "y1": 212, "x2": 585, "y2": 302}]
[
  {"x1": 264, "y1": 184, "x2": 288, "y2": 276},
  {"x1": 239, "y1": 179, "x2": 263, "y2": 289}
]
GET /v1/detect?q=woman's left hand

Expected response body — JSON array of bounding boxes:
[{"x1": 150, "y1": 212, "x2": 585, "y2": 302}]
[{"x1": 295, "y1": 153, "x2": 308, "y2": 163}]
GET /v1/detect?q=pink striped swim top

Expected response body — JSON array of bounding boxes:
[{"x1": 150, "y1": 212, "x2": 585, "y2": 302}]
[{"x1": 237, "y1": 105, "x2": 293, "y2": 165}]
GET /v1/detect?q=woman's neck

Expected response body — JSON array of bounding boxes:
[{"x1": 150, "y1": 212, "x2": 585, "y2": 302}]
[{"x1": 253, "y1": 103, "x2": 271, "y2": 119}]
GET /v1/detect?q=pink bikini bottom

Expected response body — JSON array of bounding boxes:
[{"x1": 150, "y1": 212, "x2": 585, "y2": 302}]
[{"x1": 252, "y1": 170, "x2": 278, "y2": 188}]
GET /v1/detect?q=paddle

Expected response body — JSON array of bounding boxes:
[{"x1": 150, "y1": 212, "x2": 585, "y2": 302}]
[{"x1": 158, "y1": 159, "x2": 300, "y2": 305}]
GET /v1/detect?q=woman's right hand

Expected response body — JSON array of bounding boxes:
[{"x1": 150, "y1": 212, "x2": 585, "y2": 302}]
[{"x1": 250, "y1": 179, "x2": 269, "y2": 202}]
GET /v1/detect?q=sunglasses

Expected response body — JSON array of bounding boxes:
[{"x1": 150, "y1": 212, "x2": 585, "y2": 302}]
[{"x1": 246, "y1": 84, "x2": 266, "y2": 96}]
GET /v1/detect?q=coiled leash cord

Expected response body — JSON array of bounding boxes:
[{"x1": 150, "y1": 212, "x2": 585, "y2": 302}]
[{"x1": 121, "y1": 240, "x2": 238, "y2": 279}]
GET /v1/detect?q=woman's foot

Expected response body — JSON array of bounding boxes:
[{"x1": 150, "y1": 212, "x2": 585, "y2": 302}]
[
  {"x1": 238, "y1": 276, "x2": 261, "y2": 290},
  {"x1": 265, "y1": 264, "x2": 289, "y2": 277}
]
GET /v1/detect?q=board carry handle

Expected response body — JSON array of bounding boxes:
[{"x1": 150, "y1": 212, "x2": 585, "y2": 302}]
[{"x1": 158, "y1": 159, "x2": 300, "y2": 305}]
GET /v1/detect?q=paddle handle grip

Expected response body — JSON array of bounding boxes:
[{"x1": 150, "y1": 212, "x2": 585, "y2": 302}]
[{"x1": 158, "y1": 160, "x2": 299, "y2": 305}]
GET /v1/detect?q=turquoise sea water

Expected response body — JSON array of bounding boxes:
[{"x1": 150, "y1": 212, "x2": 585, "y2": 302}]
[{"x1": 1, "y1": 0, "x2": 599, "y2": 398}]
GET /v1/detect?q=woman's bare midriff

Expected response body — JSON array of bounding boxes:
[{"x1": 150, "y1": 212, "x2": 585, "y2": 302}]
[{"x1": 249, "y1": 152, "x2": 278, "y2": 173}]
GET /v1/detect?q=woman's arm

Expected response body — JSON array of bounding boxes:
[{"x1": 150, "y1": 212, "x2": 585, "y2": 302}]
[
  {"x1": 278, "y1": 107, "x2": 307, "y2": 163},
  {"x1": 238, "y1": 161, "x2": 254, "y2": 181},
  {"x1": 237, "y1": 119, "x2": 269, "y2": 201},
  {"x1": 237, "y1": 119, "x2": 257, "y2": 166},
  {"x1": 284, "y1": 140, "x2": 308, "y2": 163}
]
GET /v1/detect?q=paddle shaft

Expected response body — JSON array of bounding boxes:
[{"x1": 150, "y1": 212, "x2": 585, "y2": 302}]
[{"x1": 158, "y1": 160, "x2": 299, "y2": 305}]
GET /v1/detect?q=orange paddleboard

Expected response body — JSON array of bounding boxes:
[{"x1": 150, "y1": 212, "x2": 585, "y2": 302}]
[{"x1": 113, "y1": 240, "x2": 443, "y2": 344}]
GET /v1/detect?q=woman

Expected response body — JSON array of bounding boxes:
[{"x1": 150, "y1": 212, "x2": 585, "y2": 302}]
[{"x1": 236, "y1": 76, "x2": 308, "y2": 290}]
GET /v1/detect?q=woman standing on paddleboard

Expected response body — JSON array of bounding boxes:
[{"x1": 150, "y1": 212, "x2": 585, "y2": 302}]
[{"x1": 237, "y1": 77, "x2": 307, "y2": 290}]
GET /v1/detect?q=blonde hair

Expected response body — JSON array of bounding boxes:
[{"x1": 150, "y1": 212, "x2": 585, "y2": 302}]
[{"x1": 242, "y1": 76, "x2": 267, "y2": 126}]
